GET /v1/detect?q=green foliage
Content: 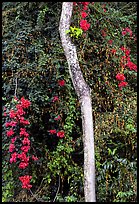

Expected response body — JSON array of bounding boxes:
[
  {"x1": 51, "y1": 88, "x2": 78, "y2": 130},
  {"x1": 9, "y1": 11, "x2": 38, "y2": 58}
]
[
  {"x1": 66, "y1": 26, "x2": 83, "y2": 38},
  {"x1": 2, "y1": 2, "x2": 137, "y2": 202}
]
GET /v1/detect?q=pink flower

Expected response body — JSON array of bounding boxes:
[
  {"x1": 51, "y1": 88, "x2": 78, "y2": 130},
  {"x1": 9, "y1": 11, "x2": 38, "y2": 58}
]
[
  {"x1": 81, "y1": 11, "x2": 88, "y2": 18},
  {"x1": 16, "y1": 104, "x2": 25, "y2": 116},
  {"x1": 17, "y1": 152, "x2": 29, "y2": 162},
  {"x1": 20, "y1": 128, "x2": 29, "y2": 137},
  {"x1": 21, "y1": 145, "x2": 30, "y2": 153},
  {"x1": 20, "y1": 117, "x2": 30, "y2": 125},
  {"x1": 10, "y1": 152, "x2": 17, "y2": 163},
  {"x1": 5, "y1": 121, "x2": 17, "y2": 127},
  {"x1": 122, "y1": 31, "x2": 127, "y2": 36},
  {"x1": 19, "y1": 175, "x2": 32, "y2": 190},
  {"x1": 32, "y1": 155, "x2": 39, "y2": 161},
  {"x1": 52, "y1": 96, "x2": 59, "y2": 102},
  {"x1": 80, "y1": 20, "x2": 90, "y2": 31},
  {"x1": 20, "y1": 97, "x2": 31, "y2": 108},
  {"x1": 118, "y1": 81, "x2": 128, "y2": 89},
  {"x1": 11, "y1": 137, "x2": 17, "y2": 143},
  {"x1": 9, "y1": 143, "x2": 15, "y2": 152},
  {"x1": 7, "y1": 129, "x2": 14, "y2": 137},
  {"x1": 54, "y1": 115, "x2": 61, "y2": 121},
  {"x1": 116, "y1": 73, "x2": 126, "y2": 81},
  {"x1": 49, "y1": 129, "x2": 56, "y2": 134},
  {"x1": 9, "y1": 110, "x2": 17, "y2": 118},
  {"x1": 125, "y1": 61, "x2": 137, "y2": 72},
  {"x1": 22, "y1": 137, "x2": 30, "y2": 145},
  {"x1": 57, "y1": 131, "x2": 65, "y2": 138},
  {"x1": 19, "y1": 162, "x2": 29, "y2": 169}
]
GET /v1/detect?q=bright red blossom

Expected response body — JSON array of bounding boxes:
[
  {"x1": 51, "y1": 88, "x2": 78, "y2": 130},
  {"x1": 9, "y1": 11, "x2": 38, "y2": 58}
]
[
  {"x1": 10, "y1": 152, "x2": 17, "y2": 163},
  {"x1": 20, "y1": 97, "x2": 31, "y2": 108},
  {"x1": 22, "y1": 137, "x2": 30, "y2": 145},
  {"x1": 6, "y1": 121, "x2": 17, "y2": 127},
  {"x1": 19, "y1": 162, "x2": 29, "y2": 169},
  {"x1": 21, "y1": 145, "x2": 30, "y2": 153},
  {"x1": 116, "y1": 73, "x2": 126, "y2": 81},
  {"x1": 81, "y1": 11, "x2": 88, "y2": 18},
  {"x1": 7, "y1": 129, "x2": 14, "y2": 137},
  {"x1": 58, "y1": 80, "x2": 65, "y2": 86},
  {"x1": 52, "y1": 96, "x2": 59, "y2": 102},
  {"x1": 80, "y1": 20, "x2": 90, "y2": 31},
  {"x1": 20, "y1": 128, "x2": 29, "y2": 137},
  {"x1": 57, "y1": 131, "x2": 65, "y2": 138},
  {"x1": 9, "y1": 143, "x2": 15, "y2": 152},
  {"x1": 118, "y1": 81, "x2": 128, "y2": 89},
  {"x1": 19, "y1": 175, "x2": 32, "y2": 189}
]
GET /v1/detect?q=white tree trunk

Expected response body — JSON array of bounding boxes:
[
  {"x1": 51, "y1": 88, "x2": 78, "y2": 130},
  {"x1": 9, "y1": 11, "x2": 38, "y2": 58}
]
[{"x1": 59, "y1": 2, "x2": 96, "y2": 202}]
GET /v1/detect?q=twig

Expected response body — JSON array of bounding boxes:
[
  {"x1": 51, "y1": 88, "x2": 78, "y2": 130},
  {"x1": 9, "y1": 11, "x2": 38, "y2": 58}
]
[
  {"x1": 53, "y1": 176, "x2": 60, "y2": 202},
  {"x1": 29, "y1": 189, "x2": 45, "y2": 202},
  {"x1": 14, "y1": 77, "x2": 18, "y2": 97}
]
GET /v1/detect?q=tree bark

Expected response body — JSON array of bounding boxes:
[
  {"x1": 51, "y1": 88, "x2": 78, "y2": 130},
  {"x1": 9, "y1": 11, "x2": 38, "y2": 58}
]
[{"x1": 59, "y1": 2, "x2": 96, "y2": 202}]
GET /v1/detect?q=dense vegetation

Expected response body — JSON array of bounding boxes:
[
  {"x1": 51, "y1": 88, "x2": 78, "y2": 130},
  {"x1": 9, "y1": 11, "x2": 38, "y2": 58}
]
[{"x1": 2, "y1": 2, "x2": 137, "y2": 202}]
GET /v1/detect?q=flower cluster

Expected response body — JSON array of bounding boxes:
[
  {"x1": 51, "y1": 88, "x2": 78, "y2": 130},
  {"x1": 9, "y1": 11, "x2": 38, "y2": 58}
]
[
  {"x1": 74, "y1": 2, "x2": 90, "y2": 32},
  {"x1": 49, "y1": 129, "x2": 65, "y2": 138},
  {"x1": 122, "y1": 27, "x2": 132, "y2": 37},
  {"x1": 115, "y1": 73, "x2": 128, "y2": 90},
  {"x1": 120, "y1": 46, "x2": 137, "y2": 72},
  {"x1": 4, "y1": 97, "x2": 38, "y2": 190}
]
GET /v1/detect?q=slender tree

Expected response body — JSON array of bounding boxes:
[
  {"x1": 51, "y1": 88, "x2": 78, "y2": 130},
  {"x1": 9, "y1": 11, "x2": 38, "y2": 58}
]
[{"x1": 59, "y1": 2, "x2": 96, "y2": 202}]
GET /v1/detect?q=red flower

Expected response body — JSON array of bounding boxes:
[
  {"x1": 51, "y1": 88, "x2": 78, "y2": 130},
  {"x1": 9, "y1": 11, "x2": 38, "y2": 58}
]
[
  {"x1": 32, "y1": 155, "x2": 39, "y2": 161},
  {"x1": 16, "y1": 104, "x2": 25, "y2": 116},
  {"x1": 20, "y1": 128, "x2": 29, "y2": 137},
  {"x1": 49, "y1": 129, "x2": 56, "y2": 134},
  {"x1": 125, "y1": 49, "x2": 130, "y2": 56},
  {"x1": 20, "y1": 97, "x2": 31, "y2": 109},
  {"x1": 125, "y1": 27, "x2": 132, "y2": 37},
  {"x1": 122, "y1": 31, "x2": 127, "y2": 36},
  {"x1": 52, "y1": 96, "x2": 59, "y2": 102},
  {"x1": 9, "y1": 143, "x2": 15, "y2": 152},
  {"x1": 19, "y1": 175, "x2": 32, "y2": 190},
  {"x1": 118, "y1": 81, "x2": 128, "y2": 89},
  {"x1": 20, "y1": 117, "x2": 30, "y2": 125},
  {"x1": 57, "y1": 131, "x2": 65, "y2": 138},
  {"x1": 22, "y1": 137, "x2": 30, "y2": 146},
  {"x1": 7, "y1": 129, "x2": 14, "y2": 137},
  {"x1": 18, "y1": 152, "x2": 29, "y2": 163},
  {"x1": 19, "y1": 162, "x2": 29, "y2": 169},
  {"x1": 125, "y1": 61, "x2": 137, "y2": 72},
  {"x1": 5, "y1": 121, "x2": 17, "y2": 127},
  {"x1": 9, "y1": 110, "x2": 17, "y2": 118},
  {"x1": 11, "y1": 137, "x2": 17, "y2": 143},
  {"x1": 81, "y1": 11, "x2": 88, "y2": 18},
  {"x1": 116, "y1": 73, "x2": 126, "y2": 81},
  {"x1": 58, "y1": 80, "x2": 65, "y2": 86},
  {"x1": 54, "y1": 115, "x2": 61, "y2": 121},
  {"x1": 111, "y1": 49, "x2": 116, "y2": 54},
  {"x1": 10, "y1": 152, "x2": 17, "y2": 163},
  {"x1": 80, "y1": 20, "x2": 90, "y2": 31},
  {"x1": 21, "y1": 145, "x2": 30, "y2": 153}
]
